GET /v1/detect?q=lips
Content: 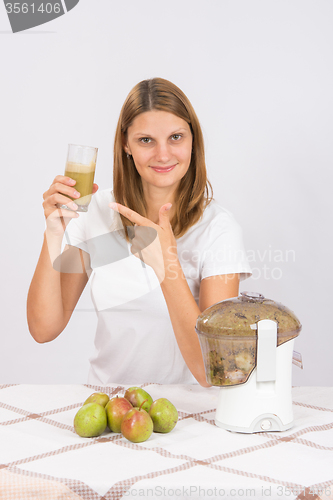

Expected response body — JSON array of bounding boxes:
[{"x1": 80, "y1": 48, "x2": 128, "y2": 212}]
[{"x1": 150, "y1": 164, "x2": 176, "y2": 173}]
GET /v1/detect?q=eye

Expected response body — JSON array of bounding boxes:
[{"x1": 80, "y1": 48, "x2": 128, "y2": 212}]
[
  {"x1": 139, "y1": 137, "x2": 152, "y2": 144},
  {"x1": 171, "y1": 134, "x2": 182, "y2": 141}
]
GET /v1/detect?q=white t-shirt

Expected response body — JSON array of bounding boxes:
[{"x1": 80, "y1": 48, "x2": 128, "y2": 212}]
[{"x1": 64, "y1": 188, "x2": 252, "y2": 385}]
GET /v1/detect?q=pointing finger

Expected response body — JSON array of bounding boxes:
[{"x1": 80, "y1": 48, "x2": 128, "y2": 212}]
[{"x1": 109, "y1": 202, "x2": 155, "y2": 227}]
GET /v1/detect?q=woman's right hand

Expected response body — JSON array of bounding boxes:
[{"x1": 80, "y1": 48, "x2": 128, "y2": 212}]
[{"x1": 42, "y1": 175, "x2": 98, "y2": 237}]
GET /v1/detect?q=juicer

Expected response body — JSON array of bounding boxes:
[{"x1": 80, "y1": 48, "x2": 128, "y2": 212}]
[{"x1": 196, "y1": 292, "x2": 302, "y2": 433}]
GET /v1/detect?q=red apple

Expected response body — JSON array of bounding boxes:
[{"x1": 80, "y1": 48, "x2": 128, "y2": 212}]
[
  {"x1": 105, "y1": 396, "x2": 133, "y2": 433},
  {"x1": 121, "y1": 401, "x2": 153, "y2": 443}
]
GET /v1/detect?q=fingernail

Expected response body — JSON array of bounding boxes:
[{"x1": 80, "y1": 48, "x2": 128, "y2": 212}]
[
  {"x1": 69, "y1": 179, "x2": 76, "y2": 185},
  {"x1": 165, "y1": 203, "x2": 172, "y2": 211},
  {"x1": 70, "y1": 202, "x2": 78, "y2": 210},
  {"x1": 74, "y1": 191, "x2": 80, "y2": 198},
  {"x1": 109, "y1": 202, "x2": 117, "y2": 209}
]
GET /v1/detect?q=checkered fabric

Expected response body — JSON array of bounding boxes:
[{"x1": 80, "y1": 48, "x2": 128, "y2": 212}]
[{"x1": 0, "y1": 384, "x2": 332, "y2": 500}]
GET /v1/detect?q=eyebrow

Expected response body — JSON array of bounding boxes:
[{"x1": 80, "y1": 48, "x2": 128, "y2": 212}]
[{"x1": 132, "y1": 128, "x2": 188, "y2": 137}]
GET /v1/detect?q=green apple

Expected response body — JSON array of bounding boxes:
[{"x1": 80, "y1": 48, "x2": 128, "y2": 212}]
[
  {"x1": 149, "y1": 398, "x2": 178, "y2": 433},
  {"x1": 83, "y1": 392, "x2": 109, "y2": 407},
  {"x1": 105, "y1": 396, "x2": 133, "y2": 432},
  {"x1": 124, "y1": 387, "x2": 153, "y2": 412},
  {"x1": 74, "y1": 403, "x2": 107, "y2": 438},
  {"x1": 121, "y1": 402, "x2": 153, "y2": 443}
]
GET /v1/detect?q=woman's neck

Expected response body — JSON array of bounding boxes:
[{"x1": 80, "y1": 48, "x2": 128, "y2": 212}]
[{"x1": 143, "y1": 184, "x2": 177, "y2": 224}]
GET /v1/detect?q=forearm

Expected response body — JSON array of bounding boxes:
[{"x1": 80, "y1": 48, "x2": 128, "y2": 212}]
[
  {"x1": 27, "y1": 231, "x2": 66, "y2": 342},
  {"x1": 160, "y1": 259, "x2": 211, "y2": 387}
]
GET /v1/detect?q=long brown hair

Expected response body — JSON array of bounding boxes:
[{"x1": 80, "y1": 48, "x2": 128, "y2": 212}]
[{"x1": 113, "y1": 78, "x2": 213, "y2": 239}]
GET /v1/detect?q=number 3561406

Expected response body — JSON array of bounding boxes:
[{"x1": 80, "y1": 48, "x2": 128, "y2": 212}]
[{"x1": 5, "y1": 3, "x2": 62, "y2": 14}]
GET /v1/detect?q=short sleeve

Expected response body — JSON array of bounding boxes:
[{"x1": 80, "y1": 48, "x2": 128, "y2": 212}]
[
  {"x1": 200, "y1": 212, "x2": 252, "y2": 282},
  {"x1": 63, "y1": 213, "x2": 89, "y2": 254}
]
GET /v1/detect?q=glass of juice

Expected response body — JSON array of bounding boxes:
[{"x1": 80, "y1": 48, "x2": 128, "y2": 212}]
[{"x1": 59, "y1": 144, "x2": 98, "y2": 212}]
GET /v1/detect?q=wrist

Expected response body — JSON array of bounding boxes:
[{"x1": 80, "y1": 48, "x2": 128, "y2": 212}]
[
  {"x1": 161, "y1": 258, "x2": 185, "y2": 284},
  {"x1": 44, "y1": 229, "x2": 64, "y2": 247}
]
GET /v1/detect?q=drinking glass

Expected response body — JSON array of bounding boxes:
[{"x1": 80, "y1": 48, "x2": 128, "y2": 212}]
[{"x1": 59, "y1": 144, "x2": 98, "y2": 212}]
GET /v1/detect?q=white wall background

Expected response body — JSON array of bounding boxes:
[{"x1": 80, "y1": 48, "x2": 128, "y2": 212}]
[{"x1": 0, "y1": 0, "x2": 332, "y2": 386}]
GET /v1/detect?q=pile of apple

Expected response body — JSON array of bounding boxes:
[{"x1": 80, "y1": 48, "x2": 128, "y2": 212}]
[{"x1": 74, "y1": 386, "x2": 178, "y2": 443}]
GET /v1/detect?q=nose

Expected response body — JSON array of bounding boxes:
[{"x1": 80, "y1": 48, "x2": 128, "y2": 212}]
[{"x1": 154, "y1": 142, "x2": 172, "y2": 163}]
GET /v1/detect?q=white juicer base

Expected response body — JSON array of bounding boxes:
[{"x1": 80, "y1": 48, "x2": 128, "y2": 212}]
[
  {"x1": 214, "y1": 339, "x2": 295, "y2": 433},
  {"x1": 215, "y1": 413, "x2": 293, "y2": 433}
]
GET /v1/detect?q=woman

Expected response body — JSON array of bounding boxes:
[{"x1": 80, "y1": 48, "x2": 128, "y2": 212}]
[{"x1": 27, "y1": 78, "x2": 251, "y2": 387}]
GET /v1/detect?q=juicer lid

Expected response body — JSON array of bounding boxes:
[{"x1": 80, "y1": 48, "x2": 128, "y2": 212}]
[{"x1": 196, "y1": 291, "x2": 302, "y2": 341}]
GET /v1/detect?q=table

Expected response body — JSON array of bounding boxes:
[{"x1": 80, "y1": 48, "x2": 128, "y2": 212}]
[{"x1": 0, "y1": 384, "x2": 332, "y2": 500}]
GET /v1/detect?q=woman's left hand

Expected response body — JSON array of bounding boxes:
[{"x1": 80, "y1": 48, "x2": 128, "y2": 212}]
[{"x1": 109, "y1": 202, "x2": 178, "y2": 283}]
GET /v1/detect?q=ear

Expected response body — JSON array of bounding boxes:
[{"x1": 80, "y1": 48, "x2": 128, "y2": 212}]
[
  {"x1": 122, "y1": 133, "x2": 131, "y2": 156},
  {"x1": 123, "y1": 145, "x2": 132, "y2": 156}
]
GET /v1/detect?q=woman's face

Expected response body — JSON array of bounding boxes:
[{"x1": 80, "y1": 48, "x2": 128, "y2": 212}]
[{"x1": 124, "y1": 110, "x2": 193, "y2": 191}]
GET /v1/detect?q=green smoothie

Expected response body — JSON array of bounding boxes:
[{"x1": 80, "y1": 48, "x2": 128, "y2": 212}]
[{"x1": 65, "y1": 161, "x2": 96, "y2": 209}]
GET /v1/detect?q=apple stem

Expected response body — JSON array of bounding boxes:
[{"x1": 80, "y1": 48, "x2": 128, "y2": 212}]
[{"x1": 139, "y1": 399, "x2": 148, "y2": 411}]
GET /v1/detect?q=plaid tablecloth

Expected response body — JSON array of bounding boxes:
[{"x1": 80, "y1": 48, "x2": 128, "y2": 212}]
[{"x1": 0, "y1": 384, "x2": 332, "y2": 500}]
